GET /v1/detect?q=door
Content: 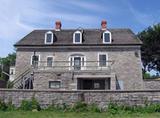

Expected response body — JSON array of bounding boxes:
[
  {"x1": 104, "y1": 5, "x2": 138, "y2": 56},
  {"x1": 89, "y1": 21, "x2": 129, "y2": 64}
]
[
  {"x1": 74, "y1": 57, "x2": 81, "y2": 70},
  {"x1": 78, "y1": 78, "x2": 107, "y2": 90}
]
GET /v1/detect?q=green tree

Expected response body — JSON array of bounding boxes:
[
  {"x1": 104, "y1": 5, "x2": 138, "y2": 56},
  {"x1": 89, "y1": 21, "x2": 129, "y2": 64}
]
[
  {"x1": 0, "y1": 53, "x2": 16, "y2": 81},
  {"x1": 138, "y1": 23, "x2": 160, "y2": 75}
]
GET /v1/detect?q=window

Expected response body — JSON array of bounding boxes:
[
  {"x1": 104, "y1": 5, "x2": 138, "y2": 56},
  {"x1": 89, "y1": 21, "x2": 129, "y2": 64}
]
[
  {"x1": 98, "y1": 53, "x2": 108, "y2": 67},
  {"x1": 47, "y1": 57, "x2": 53, "y2": 67},
  {"x1": 31, "y1": 55, "x2": 40, "y2": 67},
  {"x1": 103, "y1": 30, "x2": 111, "y2": 43},
  {"x1": 116, "y1": 80, "x2": 124, "y2": 90},
  {"x1": 45, "y1": 31, "x2": 53, "y2": 44},
  {"x1": 73, "y1": 31, "x2": 82, "y2": 44},
  {"x1": 49, "y1": 81, "x2": 61, "y2": 89},
  {"x1": 69, "y1": 55, "x2": 86, "y2": 70},
  {"x1": 10, "y1": 69, "x2": 14, "y2": 75}
]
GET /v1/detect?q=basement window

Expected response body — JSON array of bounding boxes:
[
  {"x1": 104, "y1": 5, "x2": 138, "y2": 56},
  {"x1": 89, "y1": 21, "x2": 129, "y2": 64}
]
[
  {"x1": 103, "y1": 30, "x2": 111, "y2": 44},
  {"x1": 45, "y1": 31, "x2": 53, "y2": 44},
  {"x1": 49, "y1": 81, "x2": 61, "y2": 89},
  {"x1": 73, "y1": 31, "x2": 82, "y2": 44}
]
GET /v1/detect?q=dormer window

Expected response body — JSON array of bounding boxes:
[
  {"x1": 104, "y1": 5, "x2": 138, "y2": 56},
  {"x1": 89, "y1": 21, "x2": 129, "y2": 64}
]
[
  {"x1": 73, "y1": 31, "x2": 82, "y2": 44},
  {"x1": 45, "y1": 31, "x2": 53, "y2": 44},
  {"x1": 103, "y1": 30, "x2": 111, "y2": 44}
]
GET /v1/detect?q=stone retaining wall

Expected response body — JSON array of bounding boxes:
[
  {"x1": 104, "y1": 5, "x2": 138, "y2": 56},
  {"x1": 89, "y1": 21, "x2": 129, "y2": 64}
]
[{"x1": 0, "y1": 89, "x2": 160, "y2": 108}]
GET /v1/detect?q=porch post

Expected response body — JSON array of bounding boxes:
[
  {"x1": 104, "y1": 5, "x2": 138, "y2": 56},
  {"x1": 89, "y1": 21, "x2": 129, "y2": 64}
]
[{"x1": 110, "y1": 73, "x2": 116, "y2": 90}]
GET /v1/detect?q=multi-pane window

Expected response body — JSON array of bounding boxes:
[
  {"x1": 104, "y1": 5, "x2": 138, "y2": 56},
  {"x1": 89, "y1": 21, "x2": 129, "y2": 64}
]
[
  {"x1": 99, "y1": 54, "x2": 107, "y2": 67},
  {"x1": 103, "y1": 31, "x2": 111, "y2": 43},
  {"x1": 73, "y1": 31, "x2": 82, "y2": 44},
  {"x1": 31, "y1": 55, "x2": 39, "y2": 67},
  {"x1": 104, "y1": 33, "x2": 110, "y2": 42},
  {"x1": 47, "y1": 57, "x2": 53, "y2": 67},
  {"x1": 45, "y1": 31, "x2": 53, "y2": 44},
  {"x1": 69, "y1": 56, "x2": 86, "y2": 70},
  {"x1": 46, "y1": 33, "x2": 52, "y2": 43},
  {"x1": 75, "y1": 33, "x2": 80, "y2": 43},
  {"x1": 49, "y1": 81, "x2": 61, "y2": 89}
]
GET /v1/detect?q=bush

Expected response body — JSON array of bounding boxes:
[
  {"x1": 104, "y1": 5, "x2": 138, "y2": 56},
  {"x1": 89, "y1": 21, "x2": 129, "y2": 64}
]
[
  {"x1": 107, "y1": 102, "x2": 160, "y2": 114},
  {"x1": 19, "y1": 97, "x2": 41, "y2": 111},
  {"x1": 72, "y1": 101, "x2": 88, "y2": 112},
  {"x1": 6, "y1": 99, "x2": 15, "y2": 111},
  {"x1": 88, "y1": 103, "x2": 101, "y2": 112},
  {"x1": 107, "y1": 103, "x2": 121, "y2": 114},
  {"x1": 0, "y1": 99, "x2": 7, "y2": 111},
  {"x1": 46, "y1": 103, "x2": 71, "y2": 111}
]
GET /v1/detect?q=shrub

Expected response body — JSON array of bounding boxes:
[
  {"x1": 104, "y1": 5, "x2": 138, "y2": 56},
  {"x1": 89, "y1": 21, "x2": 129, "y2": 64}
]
[
  {"x1": 19, "y1": 97, "x2": 41, "y2": 111},
  {"x1": 88, "y1": 103, "x2": 101, "y2": 112},
  {"x1": 107, "y1": 102, "x2": 121, "y2": 114},
  {"x1": 0, "y1": 99, "x2": 7, "y2": 111},
  {"x1": 72, "y1": 101, "x2": 88, "y2": 112},
  {"x1": 6, "y1": 99, "x2": 15, "y2": 111}
]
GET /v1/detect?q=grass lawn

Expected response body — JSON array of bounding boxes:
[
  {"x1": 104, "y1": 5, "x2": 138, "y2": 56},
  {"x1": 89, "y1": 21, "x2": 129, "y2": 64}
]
[{"x1": 0, "y1": 111, "x2": 160, "y2": 118}]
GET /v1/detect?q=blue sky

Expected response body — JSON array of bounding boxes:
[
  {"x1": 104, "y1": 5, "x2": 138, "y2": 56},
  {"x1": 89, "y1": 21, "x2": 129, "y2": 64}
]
[{"x1": 0, "y1": 0, "x2": 160, "y2": 57}]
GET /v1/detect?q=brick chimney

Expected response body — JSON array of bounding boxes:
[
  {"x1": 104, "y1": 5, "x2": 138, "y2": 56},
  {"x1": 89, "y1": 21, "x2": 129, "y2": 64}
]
[
  {"x1": 55, "y1": 20, "x2": 61, "y2": 31},
  {"x1": 101, "y1": 20, "x2": 107, "y2": 30}
]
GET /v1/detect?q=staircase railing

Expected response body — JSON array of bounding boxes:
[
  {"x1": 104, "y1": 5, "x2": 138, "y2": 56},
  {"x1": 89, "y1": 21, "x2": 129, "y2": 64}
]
[{"x1": 10, "y1": 65, "x2": 32, "y2": 89}]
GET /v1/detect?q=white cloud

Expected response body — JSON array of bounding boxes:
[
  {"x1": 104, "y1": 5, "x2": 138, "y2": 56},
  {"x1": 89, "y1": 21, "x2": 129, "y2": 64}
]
[{"x1": 0, "y1": 0, "x2": 104, "y2": 57}]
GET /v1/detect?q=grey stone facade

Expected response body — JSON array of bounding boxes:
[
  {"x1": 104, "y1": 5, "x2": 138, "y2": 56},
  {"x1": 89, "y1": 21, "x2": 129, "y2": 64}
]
[
  {"x1": 144, "y1": 80, "x2": 160, "y2": 90},
  {"x1": 1, "y1": 89, "x2": 160, "y2": 108},
  {"x1": 15, "y1": 46, "x2": 143, "y2": 90}
]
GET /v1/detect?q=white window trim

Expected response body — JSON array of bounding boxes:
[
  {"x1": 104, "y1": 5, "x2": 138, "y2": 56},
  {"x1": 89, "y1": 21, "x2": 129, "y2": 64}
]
[
  {"x1": 30, "y1": 55, "x2": 40, "y2": 66},
  {"x1": 45, "y1": 31, "x2": 54, "y2": 44},
  {"x1": 103, "y1": 30, "x2": 112, "y2": 44},
  {"x1": 73, "y1": 31, "x2": 82, "y2": 44},
  {"x1": 69, "y1": 55, "x2": 86, "y2": 70},
  {"x1": 98, "y1": 53, "x2": 108, "y2": 68},
  {"x1": 46, "y1": 56, "x2": 54, "y2": 67}
]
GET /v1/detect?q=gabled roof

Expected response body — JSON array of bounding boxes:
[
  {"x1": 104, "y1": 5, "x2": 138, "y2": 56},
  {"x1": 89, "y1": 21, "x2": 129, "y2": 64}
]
[{"x1": 14, "y1": 28, "x2": 142, "y2": 47}]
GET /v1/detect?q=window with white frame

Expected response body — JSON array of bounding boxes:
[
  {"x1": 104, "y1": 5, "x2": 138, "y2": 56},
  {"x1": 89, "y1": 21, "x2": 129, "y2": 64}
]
[
  {"x1": 98, "y1": 53, "x2": 108, "y2": 67},
  {"x1": 73, "y1": 31, "x2": 82, "y2": 44},
  {"x1": 49, "y1": 81, "x2": 61, "y2": 89},
  {"x1": 103, "y1": 30, "x2": 111, "y2": 43},
  {"x1": 69, "y1": 55, "x2": 86, "y2": 70},
  {"x1": 31, "y1": 55, "x2": 40, "y2": 67},
  {"x1": 47, "y1": 57, "x2": 53, "y2": 67},
  {"x1": 45, "y1": 31, "x2": 53, "y2": 44}
]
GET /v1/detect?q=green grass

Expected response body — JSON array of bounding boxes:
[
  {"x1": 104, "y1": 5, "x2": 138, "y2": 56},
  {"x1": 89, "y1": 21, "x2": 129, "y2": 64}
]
[{"x1": 0, "y1": 111, "x2": 160, "y2": 118}]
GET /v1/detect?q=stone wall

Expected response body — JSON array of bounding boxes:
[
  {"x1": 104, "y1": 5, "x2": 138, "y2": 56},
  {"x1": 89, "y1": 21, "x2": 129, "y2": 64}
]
[
  {"x1": 144, "y1": 79, "x2": 160, "y2": 89},
  {"x1": 15, "y1": 46, "x2": 143, "y2": 90},
  {"x1": 0, "y1": 89, "x2": 160, "y2": 108}
]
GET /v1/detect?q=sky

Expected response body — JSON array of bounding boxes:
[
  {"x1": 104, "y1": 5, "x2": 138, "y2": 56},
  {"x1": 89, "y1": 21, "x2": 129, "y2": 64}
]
[{"x1": 0, "y1": 0, "x2": 160, "y2": 57}]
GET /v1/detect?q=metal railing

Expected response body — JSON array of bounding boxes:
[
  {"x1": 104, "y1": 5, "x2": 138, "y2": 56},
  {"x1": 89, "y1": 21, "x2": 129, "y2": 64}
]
[{"x1": 32, "y1": 60, "x2": 115, "y2": 72}]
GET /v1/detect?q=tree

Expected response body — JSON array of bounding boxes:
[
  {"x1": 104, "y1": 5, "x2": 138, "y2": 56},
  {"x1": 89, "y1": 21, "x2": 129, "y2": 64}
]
[
  {"x1": 138, "y1": 23, "x2": 160, "y2": 75},
  {"x1": 0, "y1": 53, "x2": 16, "y2": 81}
]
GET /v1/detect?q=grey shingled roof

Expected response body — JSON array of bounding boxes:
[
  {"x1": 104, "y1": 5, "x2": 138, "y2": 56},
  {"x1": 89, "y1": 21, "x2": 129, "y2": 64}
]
[{"x1": 14, "y1": 28, "x2": 142, "y2": 46}]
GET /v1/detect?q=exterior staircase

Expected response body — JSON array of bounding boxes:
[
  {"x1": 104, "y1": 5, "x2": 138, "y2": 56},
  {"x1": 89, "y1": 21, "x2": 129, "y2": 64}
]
[{"x1": 12, "y1": 66, "x2": 34, "y2": 89}]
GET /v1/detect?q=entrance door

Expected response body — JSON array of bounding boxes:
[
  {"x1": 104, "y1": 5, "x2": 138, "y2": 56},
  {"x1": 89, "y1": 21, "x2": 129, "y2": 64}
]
[
  {"x1": 74, "y1": 57, "x2": 81, "y2": 70},
  {"x1": 78, "y1": 78, "x2": 108, "y2": 90}
]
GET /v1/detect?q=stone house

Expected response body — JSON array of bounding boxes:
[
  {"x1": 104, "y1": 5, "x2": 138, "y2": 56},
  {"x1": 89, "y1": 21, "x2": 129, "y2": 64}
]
[{"x1": 13, "y1": 20, "x2": 143, "y2": 90}]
